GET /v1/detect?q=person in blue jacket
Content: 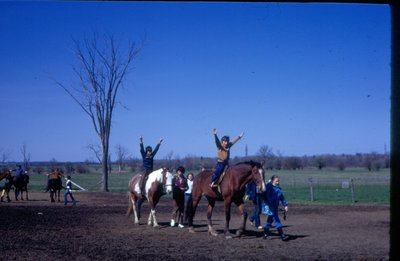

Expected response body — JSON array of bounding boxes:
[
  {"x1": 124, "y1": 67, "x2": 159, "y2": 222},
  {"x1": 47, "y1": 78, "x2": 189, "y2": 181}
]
[
  {"x1": 245, "y1": 181, "x2": 262, "y2": 229},
  {"x1": 262, "y1": 175, "x2": 289, "y2": 241}
]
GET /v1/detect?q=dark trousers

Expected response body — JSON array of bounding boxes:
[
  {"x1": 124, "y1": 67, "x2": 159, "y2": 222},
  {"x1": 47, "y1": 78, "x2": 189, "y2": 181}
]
[
  {"x1": 139, "y1": 169, "x2": 152, "y2": 192},
  {"x1": 211, "y1": 162, "x2": 227, "y2": 183},
  {"x1": 184, "y1": 193, "x2": 193, "y2": 223},
  {"x1": 249, "y1": 194, "x2": 262, "y2": 227},
  {"x1": 172, "y1": 190, "x2": 185, "y2": 224}
]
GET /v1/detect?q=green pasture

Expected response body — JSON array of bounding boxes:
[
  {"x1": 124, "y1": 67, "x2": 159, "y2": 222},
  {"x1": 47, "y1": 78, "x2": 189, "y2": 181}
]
[{"x1": 25, "y1": 168, "x2": 390, "y2": 205}]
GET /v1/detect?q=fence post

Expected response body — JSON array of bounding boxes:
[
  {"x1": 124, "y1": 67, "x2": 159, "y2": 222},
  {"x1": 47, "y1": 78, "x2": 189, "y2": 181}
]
[
  {"x1": 350, "y1": 178, "x2": 355, "y2": 204},
  {"x1": 308, "y1": 178, "x2": 314, "y2": 202}
]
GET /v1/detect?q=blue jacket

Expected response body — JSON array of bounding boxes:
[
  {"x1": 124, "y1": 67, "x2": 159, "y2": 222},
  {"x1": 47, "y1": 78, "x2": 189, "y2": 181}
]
[
  {"x1": 245, "y1": 182, "x2": 258, "y2": 202},
  {"x1": 140, "y1": 143, "x2": 160, "y2": 171},
  {"x1": 262, "y1": 182, "x2": 288, "y2": 214},
  {"x1": 14, "y1": 167, "x2": 24, "y2": 177}
]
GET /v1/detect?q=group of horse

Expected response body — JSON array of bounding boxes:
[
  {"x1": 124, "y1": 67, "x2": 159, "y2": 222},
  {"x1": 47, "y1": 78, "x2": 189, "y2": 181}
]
[
  {"x1": 0, "y1": 170, "x2": 29, "y2": 202},
  {"x1": 127, "y1": 160, "x2": 266, "y2": 238},
  {"x1": 0, "y1": 170, "x2": 64, "y2": 203}
]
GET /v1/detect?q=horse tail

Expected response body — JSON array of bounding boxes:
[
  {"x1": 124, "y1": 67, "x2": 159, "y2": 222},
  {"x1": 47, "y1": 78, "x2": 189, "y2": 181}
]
[{"x1": 127, "y1": 192, "x2": 133, "y2": 217}]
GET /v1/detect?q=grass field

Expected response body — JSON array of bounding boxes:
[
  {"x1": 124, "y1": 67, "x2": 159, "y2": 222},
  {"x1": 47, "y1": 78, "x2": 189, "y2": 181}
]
[{"x1": 21, "y1": 167, "x2": 390, "y2": 205}]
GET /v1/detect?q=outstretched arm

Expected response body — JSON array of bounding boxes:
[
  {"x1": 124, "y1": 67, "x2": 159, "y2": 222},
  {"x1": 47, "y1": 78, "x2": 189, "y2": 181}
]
[
  {"x1": 213, "y1": 128, "x2": 222, "y2": 149},
  {"x1": 152, "y1": 138, "x2": 163, "y2": 157},
  {"x1": 139, "y1": 135, "x2": 145, "y2": 158},
  {"x1": 230, "y1": 132, "x2": 244, "y2": 146}
]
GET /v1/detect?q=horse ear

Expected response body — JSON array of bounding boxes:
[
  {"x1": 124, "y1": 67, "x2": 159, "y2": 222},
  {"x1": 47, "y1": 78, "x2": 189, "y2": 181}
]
[{"x1": 260, "y1": 160, "x2": 265, "y2": 168}]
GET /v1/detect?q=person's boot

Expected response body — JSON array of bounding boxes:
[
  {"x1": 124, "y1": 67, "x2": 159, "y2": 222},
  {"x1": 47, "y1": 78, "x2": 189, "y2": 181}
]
[
  {"x1": 277, "y1": 227, "x2": 289, "y2": 241},
  {"x1": 263, "y1": 227, "x2": 271, "y2": 240}
]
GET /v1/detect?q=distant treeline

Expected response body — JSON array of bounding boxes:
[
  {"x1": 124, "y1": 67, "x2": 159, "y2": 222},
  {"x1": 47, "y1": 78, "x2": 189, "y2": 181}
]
[{"x1": 1, "y1": 152, "x2": 389, "y2": 174}]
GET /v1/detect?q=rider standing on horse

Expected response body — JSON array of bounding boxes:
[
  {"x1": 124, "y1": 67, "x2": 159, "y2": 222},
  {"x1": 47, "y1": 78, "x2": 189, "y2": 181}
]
[
  {"x1": 138, "y1": 135, "x2": 163, "y2": 198},
  {"x1": 210, "y1": 128, "x2": 244, "y2": 187},
  {"x1": 44, "y1": 168, "x2": 63, "y2": 192},
  {"x1": 11, "y1": 165, "x2": 24, "y2": 181}
]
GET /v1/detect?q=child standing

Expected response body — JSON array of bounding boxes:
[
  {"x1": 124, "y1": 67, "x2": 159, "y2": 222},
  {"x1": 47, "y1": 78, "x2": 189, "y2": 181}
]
[
  {"x1": 64, "y1": 176, "x2": 76, "y2": 206},
  {"x1": 171, "y1": 166, "x2": 188, "y2": 228},
  {"x1": 184, "y1": 172, "x2": 194, "y2": 223},
  {"x1": 210, "y1": 128, "x2": 244, "y2": 187},
  {"x1": 261, "y1": 175, "x2": 289, "y2": 241}
]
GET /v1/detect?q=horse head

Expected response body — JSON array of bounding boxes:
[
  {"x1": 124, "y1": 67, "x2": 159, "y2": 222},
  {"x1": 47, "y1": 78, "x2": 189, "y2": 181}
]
[
  {"x1": 251, "y1": 160, "x2": 266, "y2": 192},
  {"x1": 162, "y1": 168, "x2": 173, "y2": 194}
]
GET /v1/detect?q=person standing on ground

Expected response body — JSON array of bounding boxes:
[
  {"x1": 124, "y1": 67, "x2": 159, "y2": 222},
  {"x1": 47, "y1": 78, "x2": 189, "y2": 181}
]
[
  {"x1": 171, "y1": 166, "x2": 188, "y2": 228},
  {"x1": 64, "y1": 176, "x2": 76, "y2": 206},
  {"x1": 261, "y1": 175, "x2": 289, "y2": 241},
  {"x1": 184, "y1": 172, "x2": 194, "y2": 224}
]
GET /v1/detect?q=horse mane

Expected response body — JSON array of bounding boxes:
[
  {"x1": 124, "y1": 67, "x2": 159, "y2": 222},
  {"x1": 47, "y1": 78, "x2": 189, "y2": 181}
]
[{"x1": 235, "y1": 161, "x2": 262, "y2": 168}]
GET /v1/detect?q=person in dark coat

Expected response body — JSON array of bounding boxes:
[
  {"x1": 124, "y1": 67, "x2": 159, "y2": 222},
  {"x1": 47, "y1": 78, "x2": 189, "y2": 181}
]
[{"x1": 171, "y1": 166, "x2": 188, "y2": 228}]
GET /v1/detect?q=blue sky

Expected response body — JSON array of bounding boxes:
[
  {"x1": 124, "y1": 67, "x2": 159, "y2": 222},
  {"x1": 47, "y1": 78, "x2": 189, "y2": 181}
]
[{"x1": 0, "y1": 2, "x2": 391, "y2": 162}]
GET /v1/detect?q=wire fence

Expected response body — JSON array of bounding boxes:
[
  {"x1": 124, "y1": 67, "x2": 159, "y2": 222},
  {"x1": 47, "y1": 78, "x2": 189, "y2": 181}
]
[{"x1": 280, "y1": 175, "x2": 390, "y2": 204}]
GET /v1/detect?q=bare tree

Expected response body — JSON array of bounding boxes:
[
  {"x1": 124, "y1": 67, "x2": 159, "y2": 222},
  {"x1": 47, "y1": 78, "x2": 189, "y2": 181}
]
[
  {"x1": 20, "y1": 143, "x2": 31, "y2": 170},
  {"x1": 1, "y1": 148, "x2": 12, "y2": 164},
  {"x1": 115, "y1": 144, "x2": 129, "y2": 173},
  {"x1": 257, "y1": 145, "x2": 274, "y2": 160},
  {"x1": 58, "y1": 33, "x2": 141, "y2": 191},
  {"x1": 87, "y1": 144, "x2": 103, "y2": 164},
  {"x1": 165, "y1": 150, "x2": 174, "y2": 168}
]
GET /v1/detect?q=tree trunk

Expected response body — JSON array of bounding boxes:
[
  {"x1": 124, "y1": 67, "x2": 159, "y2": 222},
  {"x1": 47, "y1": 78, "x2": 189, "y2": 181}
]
[{"x1": 101, "y1": 141, "x2": 109, "y2": 192}]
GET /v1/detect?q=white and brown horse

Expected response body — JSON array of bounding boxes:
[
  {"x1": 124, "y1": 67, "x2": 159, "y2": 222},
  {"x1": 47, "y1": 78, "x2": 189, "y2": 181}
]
[{"x1": 127, "y1": 168, "x2": 173, "y2": 227}]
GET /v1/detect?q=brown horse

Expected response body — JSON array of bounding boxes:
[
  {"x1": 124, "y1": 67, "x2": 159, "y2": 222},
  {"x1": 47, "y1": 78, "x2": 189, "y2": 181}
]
[
  {"x1": 13, "y1": 174, "x2": 29, "y2": 201},
  {"x1": 48, "y1": 177, "x2": 63, "y2": 202},
  {"x1": 188, "y1": 161, "x2": 266, "y2": 238},
  {"x1": 127, "y1": 168, "x2": 173, "y2": 227}
]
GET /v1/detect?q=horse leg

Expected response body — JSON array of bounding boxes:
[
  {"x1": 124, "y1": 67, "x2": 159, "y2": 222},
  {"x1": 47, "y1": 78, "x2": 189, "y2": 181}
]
[
  {"x1": 147, "y1": 199, "x2": 154, "y2": 226},
  {"x1": 151, "y1": 209, "x2": 159, "y2": 227},
  {"x1": 57, "y1": 190, "x2": 61, "y2": 202},
  {"x1": 152, "y1": 197, "x2": 161, "y2": 227},
  {"x1": 136, "y1": 198, "x2": 143, "y2": 222},
  {"x1": 207, "y1": 199, "x2": 218, "y2": 236},
  {"x1": 15, "y1": 189, "x2": 19, "y2": 201},
  {"x1": 188, "y1": 195, "x2": 201, "y2": 233},
  {"x1": 234, "y1": 200, "x2": 248, "y2": 237},
  {"x1": 1, "y1": 189, "x2": 4, "y2": 202},
  {"x1": 224, "y1": 200, "x2": 233, "y2": 238},
  {"x1": 50, "y1": 190, "x2": 55, "y2": 202},
  {"x1": 25, "y1": 187, "x2": 28, "y2": 201},
  {"x1": 132, "y1": 197, "x2": 140, "y2": 225}
]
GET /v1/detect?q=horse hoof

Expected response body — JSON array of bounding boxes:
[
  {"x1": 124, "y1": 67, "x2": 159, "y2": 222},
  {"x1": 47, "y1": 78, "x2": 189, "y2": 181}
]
[
  {"x1": 208, "y1": 231, "x2": 218, "y2": 237},
  {"x1": 225, "y1": 234, "x2": 233, "y2": 239},
  {"x1": 236, "y1": 230, "x2": 243, "y2": 237},
  {"x1": 153, "y1": 224, "x2": 159, "y2": 228},
  {"x1": 188, "y1": 227, "x2": 195, "y2": 233}
]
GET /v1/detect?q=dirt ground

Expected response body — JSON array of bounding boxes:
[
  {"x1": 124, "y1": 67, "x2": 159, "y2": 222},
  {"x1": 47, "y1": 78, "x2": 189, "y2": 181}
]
[{"x1": 0, "y1": 192, "x2": 389, "y2": 261}]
